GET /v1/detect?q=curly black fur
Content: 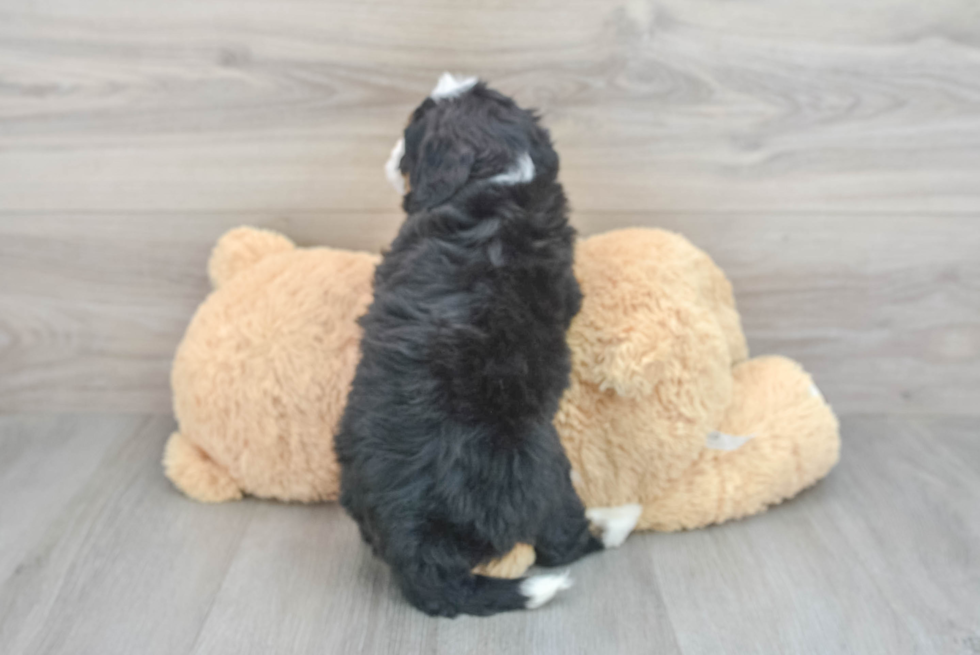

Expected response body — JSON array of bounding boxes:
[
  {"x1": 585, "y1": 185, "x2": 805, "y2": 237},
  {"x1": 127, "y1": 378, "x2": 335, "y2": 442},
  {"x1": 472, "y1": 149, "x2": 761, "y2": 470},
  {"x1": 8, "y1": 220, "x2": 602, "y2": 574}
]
[{"x1": 334, "y1": 81, "x2": 602, "y2": 617}]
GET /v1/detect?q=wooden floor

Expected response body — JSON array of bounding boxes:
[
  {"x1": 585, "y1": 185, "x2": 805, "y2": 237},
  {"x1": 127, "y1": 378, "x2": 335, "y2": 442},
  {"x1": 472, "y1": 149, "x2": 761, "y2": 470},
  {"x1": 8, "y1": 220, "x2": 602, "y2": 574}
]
[
  {"x1": 0, "y1": 413, "x2": 977, "y2": 655},
  {"x1": 2, "y1": 0, "x2": 980, "y2": 652}
]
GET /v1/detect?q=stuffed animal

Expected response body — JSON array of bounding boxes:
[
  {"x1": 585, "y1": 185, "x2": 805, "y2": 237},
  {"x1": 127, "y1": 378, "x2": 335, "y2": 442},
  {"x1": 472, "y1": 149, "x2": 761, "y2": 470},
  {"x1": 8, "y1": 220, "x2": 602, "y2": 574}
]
[{"x1": 166, "y1": 226, "x2": 839, "y2": 575}]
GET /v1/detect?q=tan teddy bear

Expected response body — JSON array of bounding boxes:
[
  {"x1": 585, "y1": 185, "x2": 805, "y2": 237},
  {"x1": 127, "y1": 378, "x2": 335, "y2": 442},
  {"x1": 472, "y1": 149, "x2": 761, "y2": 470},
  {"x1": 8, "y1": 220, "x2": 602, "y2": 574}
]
[
  {"x1": 166, "y1": 226, "x2": 839, "y2": 575},
  {"x1": 167, "y1": 229, "x2": 379, "y2": 504}
]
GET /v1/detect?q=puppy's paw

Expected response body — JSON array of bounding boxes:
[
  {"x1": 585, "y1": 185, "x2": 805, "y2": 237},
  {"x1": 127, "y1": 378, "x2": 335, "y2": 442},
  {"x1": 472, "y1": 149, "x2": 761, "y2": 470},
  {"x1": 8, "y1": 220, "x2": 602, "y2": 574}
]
[
  {"x1": 586, "y1": 503, "x2": 643, "y2": 549},
  {"x1": 520, "y1": 570, "x2": 573, "y2": 609}
]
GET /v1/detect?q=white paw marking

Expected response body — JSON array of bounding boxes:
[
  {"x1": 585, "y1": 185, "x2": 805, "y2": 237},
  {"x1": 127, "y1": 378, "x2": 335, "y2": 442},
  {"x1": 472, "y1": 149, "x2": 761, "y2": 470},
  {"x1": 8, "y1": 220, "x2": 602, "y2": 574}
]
[
  {"x1": 384, "y1": 137, "x2": 406, "y2": 195},
  {"x1": 521, "y1": 570, "x2": 573, "y2": 609},
  {"x1": 705, "y1": 431, "x2": 754, "y2": 451},
  {"x1": 586, "y1": 503, "x2": 642, "y2": 549},
  {"x1": 431, "y1": 72, "x2": 478, "y2": 100},
  {"x1": 810, "y1": 383, "x2": 824, "y2": 400},
  {"x1": 489, "y1": 152, "x2": 535, "y2": 185}
]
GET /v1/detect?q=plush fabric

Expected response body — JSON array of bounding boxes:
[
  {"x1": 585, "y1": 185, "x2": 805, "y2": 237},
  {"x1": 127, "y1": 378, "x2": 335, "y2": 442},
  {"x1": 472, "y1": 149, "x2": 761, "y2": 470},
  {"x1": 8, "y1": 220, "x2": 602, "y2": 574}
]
[
  {"x1": 168, "y1": 227, "x2": 378, "y2": 503},
  {"x1": 166, "y1": 225, "x2": 840, "y2": 575}
]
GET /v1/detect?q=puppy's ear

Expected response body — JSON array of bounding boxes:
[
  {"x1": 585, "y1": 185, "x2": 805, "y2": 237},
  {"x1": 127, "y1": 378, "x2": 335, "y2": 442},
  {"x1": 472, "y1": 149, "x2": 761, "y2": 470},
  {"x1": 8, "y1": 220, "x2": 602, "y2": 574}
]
[{"x1": 407, "y1": 134, "x2": 474, "y2": 210}]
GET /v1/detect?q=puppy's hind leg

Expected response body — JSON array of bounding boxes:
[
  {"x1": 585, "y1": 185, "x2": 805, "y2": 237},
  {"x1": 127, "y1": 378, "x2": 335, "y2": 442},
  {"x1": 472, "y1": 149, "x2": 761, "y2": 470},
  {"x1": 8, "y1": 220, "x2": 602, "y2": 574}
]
[
  {"x1": 586, "y1": 503, "x2": 643, "y2": 549},
  {"x1": 533, "y1": 488, "x2": 604, "y2": 568},
  {"x1": 534, "y1": 479, "x2": 643, "y2": 566}
]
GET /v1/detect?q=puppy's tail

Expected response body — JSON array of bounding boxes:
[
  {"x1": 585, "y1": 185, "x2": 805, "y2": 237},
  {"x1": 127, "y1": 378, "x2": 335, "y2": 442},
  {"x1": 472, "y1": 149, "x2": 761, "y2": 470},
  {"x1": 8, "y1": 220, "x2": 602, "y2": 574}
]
[{"x1": 398, "y1": 568, "x2": 573, "y2": 617}]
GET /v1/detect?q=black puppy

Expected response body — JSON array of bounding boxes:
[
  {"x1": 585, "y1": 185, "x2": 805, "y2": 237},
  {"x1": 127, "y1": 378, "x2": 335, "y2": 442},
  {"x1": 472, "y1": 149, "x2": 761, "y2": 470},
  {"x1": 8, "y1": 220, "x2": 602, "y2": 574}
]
[{"x1": 335, "y1": 74, "x2": 640, "y2": 617}]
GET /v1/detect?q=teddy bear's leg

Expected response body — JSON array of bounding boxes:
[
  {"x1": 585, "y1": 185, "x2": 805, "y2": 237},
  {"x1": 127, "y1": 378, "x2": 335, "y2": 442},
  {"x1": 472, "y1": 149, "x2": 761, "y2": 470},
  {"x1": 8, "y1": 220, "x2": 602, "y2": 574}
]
[
  {"x1": 163, "y1": 431, "x2": 243, "y2": 502},
  {"x1": 472, "y1": 543, "x2": 537, "y2": 579},
  {"x1": 640, "y1": 356, "x2": 840, "y2": 531}
]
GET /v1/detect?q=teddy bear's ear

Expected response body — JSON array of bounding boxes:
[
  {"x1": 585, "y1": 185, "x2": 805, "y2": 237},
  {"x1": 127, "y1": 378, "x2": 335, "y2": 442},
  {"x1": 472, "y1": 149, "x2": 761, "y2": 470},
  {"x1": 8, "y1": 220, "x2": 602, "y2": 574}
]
[{"x1": 208, "y1": 227, "x2": 295, "y2": 289}]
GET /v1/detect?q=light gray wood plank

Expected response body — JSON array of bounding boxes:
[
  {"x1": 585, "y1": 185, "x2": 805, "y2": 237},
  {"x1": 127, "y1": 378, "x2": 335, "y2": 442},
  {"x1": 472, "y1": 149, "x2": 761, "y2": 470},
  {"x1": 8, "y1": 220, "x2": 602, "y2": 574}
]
[
  {"x1": 809, "y1": 415, "x2": 980, "y2": 654},
  {"x1": 646, "y1": 414, "x2": 980, "y2": 655},
  {"x1": 646, "y1": 494, "x2": 919, "y2": 654},
  {"x1": 0, "y1": 415, "x2": 135, "y2": 584},
  {"x1": 0, "y1": 212, "x2": 403, "y2": 414},
  {"x1": 2, "y1": 0, "x2": 979, "y2": 414},
  {"x1": 0, "y1": 414, "x2": 977, "y2": 654},
  {"x1": 0, "y1": 415, "x2": 255, "y2": 655},
  {"x1": 189, "y1": 503, "x2": 681, "y2": 655},
  {"x1": 0, "y1": 0, "x2": 979, "y2": 213},
  {"x1": 2, "y1": 213, "x2": 977, "y2": 415},
  {"x1": 187, "y1": 414, "x2": 980, "y2": 655}
]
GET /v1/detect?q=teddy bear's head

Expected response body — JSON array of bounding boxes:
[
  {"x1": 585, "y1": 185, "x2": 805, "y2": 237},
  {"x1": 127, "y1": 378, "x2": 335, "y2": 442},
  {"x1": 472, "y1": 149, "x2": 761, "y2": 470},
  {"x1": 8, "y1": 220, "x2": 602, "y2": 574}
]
[{"x1": 557, "y1": 228, "x2": 749, "y2": 514}]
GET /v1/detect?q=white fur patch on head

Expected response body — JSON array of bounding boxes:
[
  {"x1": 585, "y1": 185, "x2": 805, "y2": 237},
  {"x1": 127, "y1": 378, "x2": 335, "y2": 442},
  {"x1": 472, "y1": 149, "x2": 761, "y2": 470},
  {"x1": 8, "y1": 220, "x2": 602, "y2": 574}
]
[
  {"x1": 489, "y1": 152, "x2": 535, "y2": 185},
  {"x1": 431, "y1": 72, "x2": 478, "y2": 100},
  {"x1": 384, "y1": 137, "x2": 406, "y2": 195},
  {"x1": 586, "y1": 503, "x2": 642, "y2": 549},
  {"x1": 521, "y1": 570, "x2": 573, "y2": 609}
]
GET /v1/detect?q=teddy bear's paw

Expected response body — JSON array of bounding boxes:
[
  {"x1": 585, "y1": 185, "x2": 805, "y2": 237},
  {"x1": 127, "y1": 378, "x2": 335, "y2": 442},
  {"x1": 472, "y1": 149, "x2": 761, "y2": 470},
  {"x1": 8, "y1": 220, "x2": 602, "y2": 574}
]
[
  {"x1": 520, "y1": 570, "x2": 573, "y2": 609},
  {"x1": 163, "y1": 432, "x2": 243, "y2": 503},
  {"x1": 472, "y1": 543, "x2": 536, "y2": 579},
  {"x1": 586, "y1": 503, "x2": 643, "y2": 548}
]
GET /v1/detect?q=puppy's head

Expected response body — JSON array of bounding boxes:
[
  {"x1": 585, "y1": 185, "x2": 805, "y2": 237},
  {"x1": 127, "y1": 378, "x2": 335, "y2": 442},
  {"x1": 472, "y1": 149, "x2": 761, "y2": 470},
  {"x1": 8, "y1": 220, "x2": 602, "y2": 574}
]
[{"x1": 385, "y1": 73, "x2": 559, "y2": 213}]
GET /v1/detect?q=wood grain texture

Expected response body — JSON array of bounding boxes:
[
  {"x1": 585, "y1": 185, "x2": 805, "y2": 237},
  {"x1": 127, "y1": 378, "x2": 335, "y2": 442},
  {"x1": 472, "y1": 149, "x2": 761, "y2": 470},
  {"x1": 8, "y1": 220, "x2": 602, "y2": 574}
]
[
  {"x1": 1, "y1": 0, "x2": 980, "y2": 214},
  {"x1": 2, "y1": 0, "x2": 979, "y2": 414},
  {"x1": 189, "y1": 504, "x2": 680, "y2": 655},
  {"x1": 0, "y1": 415, "x2": 257, "y2": 655},
  {"x1": 0, "y1": 415, "x2": 134, "y2": 584},
  {"x1": 0, "y1": 413, "x2": 977, "y2": 654},
  {"x1": 2, "y1": 213, "x2": 977, "y2": 415},
  {"x1": 803, "y1": 415, "x2": 980, "y2": 655},
  {"x1": 646, "y1": 417, "x2": 980, "y2": 654}
]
